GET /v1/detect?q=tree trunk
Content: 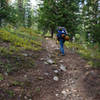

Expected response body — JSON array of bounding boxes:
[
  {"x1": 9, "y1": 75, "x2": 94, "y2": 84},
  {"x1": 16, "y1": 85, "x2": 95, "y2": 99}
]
[{"x1": 50, "y1": 28, "x2": 54, "y2": 38}]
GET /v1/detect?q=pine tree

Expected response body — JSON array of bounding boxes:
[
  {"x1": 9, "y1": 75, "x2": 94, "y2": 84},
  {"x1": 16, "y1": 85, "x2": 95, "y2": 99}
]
[{"x1": 38, "y1": 0, "x2": 80, "y2": 38}]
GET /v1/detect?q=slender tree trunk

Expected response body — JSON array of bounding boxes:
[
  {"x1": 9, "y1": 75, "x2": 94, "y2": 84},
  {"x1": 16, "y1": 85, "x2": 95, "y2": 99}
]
[{"x1": 50, "y1": 28, "x2": 54, "y2": 38}]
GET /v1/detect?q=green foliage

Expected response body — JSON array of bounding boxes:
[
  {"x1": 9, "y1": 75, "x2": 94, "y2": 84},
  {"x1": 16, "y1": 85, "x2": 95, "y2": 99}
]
[
  {"x1": 38, "y1": 0, "x2": 80, "y2": 37},
  {"x1": 12, "y1": 81, "x2": 24, "y2": 86},
  {"x1": 0, "y1": 28, "x2": 42, "y2": 51},
  {"x1": 0, "y1": 73, "x2": 4, "y2": 81},
  {"x1": 0, "y1": 0, "x2": 34, "y2": 27},
  {"x1": 0, "y1": 0, "x2": 19, "y2": 26},
  {"x1": 79, "y1": 0, "x2": 100, "y2": 45},
  {"x1": 6, "y1": 90, "x2": 14, "y2": 98},
  {"x1": 65, "y1": 41, "x2": 100, "y2": 67},
  {"x1": 93, "y1": 23, "x2": 100, "y2": 44},
  {"x1": 0, "y1": 26, "x2": 42, "y2": 73},
  {"x1": 75, "y1": 34, "x2": 80, "y2": 39},
  {"x1": 5, "y1": 64, "x2": 13, "y2": 73}
]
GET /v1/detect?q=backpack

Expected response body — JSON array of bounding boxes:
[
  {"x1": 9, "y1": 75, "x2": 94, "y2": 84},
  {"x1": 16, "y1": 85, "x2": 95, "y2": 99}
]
[
  {"x1": 61, "y1": 30, "x2": 70, "y2": 41},
  {"x1": 57, "y1": 27, "x2": 70, "y2": 41}
]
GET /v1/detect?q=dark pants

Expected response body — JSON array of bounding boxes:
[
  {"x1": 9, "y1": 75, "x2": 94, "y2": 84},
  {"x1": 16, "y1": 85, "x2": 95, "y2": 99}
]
[{"x1": 59, "y1": 40, "x2": 65, "y2": 55}]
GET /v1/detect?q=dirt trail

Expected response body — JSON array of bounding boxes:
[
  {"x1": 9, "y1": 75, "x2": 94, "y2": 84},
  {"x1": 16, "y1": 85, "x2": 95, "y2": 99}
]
[
  {"x1": 41, "y1": 38, "x2": 100, "y2": 100},
  {"x1": 43, "y1": 38, "x2": 87, "y2": 100},
  {"x1": 0, "y1": 37, "x2": 100, "y2": 100}
]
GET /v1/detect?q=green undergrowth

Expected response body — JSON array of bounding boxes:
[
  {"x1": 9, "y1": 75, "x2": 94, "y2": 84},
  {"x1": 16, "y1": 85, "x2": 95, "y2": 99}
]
[
  {"x1": 0, "y1": 28, "x2": 42, "y2": 50},
  {"x1": 65, "y1": 42, "x2": 100, "y2": 68},
  {"x1": 0, "y1": 26, "x2": 42, "y2": 74}
]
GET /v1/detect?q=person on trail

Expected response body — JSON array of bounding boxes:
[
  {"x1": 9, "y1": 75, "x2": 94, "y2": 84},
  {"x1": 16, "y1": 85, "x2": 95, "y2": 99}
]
[{"x1": 56, "y1": 27, "x2": 69, "y2": 56}]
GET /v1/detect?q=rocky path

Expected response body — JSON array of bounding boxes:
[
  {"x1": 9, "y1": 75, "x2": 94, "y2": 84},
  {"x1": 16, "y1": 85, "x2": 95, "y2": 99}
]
[
  {"x1": 40, "y1": 38, "x2": 94, "y2": 100},
  {"x1": 1, "y1": 37, "x2": 100, "y2": 100}
]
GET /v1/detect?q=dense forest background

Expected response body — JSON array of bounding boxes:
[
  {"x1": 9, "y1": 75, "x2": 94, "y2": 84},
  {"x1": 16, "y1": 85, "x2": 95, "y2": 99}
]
[{"x1": 1, "y1": 0, "x2": 100, "y2": 43}]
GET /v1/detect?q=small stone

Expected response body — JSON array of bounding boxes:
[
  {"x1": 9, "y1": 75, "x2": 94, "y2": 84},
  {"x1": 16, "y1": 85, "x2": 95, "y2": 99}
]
[
  {"x1": 55, "y1": 94, "x2": 59, "y2": 96},
  {"x1": 56, "y1": 58, "x2": 60, "y2": 60},
  {"x1": 71, "y1": 80, "x2": 75, "y2": 84},
  {"x1": 66, "y1": 89, "x2": 69, "y2": 92},
  {"x1": 58, "y1": 69, "x2": 61, "y2": 71},
  {"x1": 47, "y1": 59, "x2": 54, "y2": 64},
  {"x1": 23, "y1": 53, "x2": 28, "y2": 57},
  {"x1": 53, "y1": 76, "x2": 59, "y2": 81},
  {"x1": 24, "y1": 75, "x2": 27, "y2": 78},
  {"x1": 24, "y1": 96, "x2": 28, "y2": 99},
  {"x1": 72, "y1": 89, "x2": 77, "y2": 92},
  {"x1": 54, "y1": 70, "x2": 59, "y2": 73},
  {"x1": 60, "y1": 64, "x2": 67, "y2": 72},
  {"x1": 29, "y1": 99, "x2": 32, "y2": 100},
  {"x1": 44, "y1": 73, "x2": 49, "y2": 76},
  {"x1": 48, "y1": 54, "x2": 52, "y2": 57},
  {"x1": 59, "y1": 60, "x2": 64, "y2": 63},
  {"x1": 46, "y1": 38, "x2": 49, "y2": 40},
  {"x1": 61, "y1": 91, "x2": 67, "y2": 96},
  {"x1": 37, "y1": 77, "x2": 44, "y2": 80},
  {"x1": 56, "y1": 89, "x2": 59, "y2": 92},
  {"x1": 44, "y1": 62, "x2": 48, "y2": 65},
  {"x1": 40, "y1": 58, "x2": 44, "y2": 61},
  {"x1": 19, "y1": 94, "x2": 21, "y2": 97},
  {"x1": 4, "y1": 72, "x2": 8, "y2": 76},
  {"x1": 52, "y1": 64, "x2": 58, "y2": 67},
  {"x1": 7, "y1": 83, "x2": 10, "y2": 87}
]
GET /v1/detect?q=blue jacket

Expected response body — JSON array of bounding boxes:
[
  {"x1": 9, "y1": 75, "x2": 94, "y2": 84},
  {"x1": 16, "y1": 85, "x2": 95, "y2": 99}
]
[{"x1": 57, "y1": 29, "x2": 66, "y2": 42}]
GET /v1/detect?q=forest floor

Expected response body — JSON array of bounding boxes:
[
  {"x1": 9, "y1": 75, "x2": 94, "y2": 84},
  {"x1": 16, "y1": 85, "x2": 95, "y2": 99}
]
[{"x1": 0, "y1": 37, "x2": 100, "y2": 100}]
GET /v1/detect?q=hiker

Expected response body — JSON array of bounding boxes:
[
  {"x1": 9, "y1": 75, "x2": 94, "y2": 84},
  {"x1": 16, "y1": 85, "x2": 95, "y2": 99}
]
[{"x1": 57, "y1": 27, "x2": 69, "y2": 56}]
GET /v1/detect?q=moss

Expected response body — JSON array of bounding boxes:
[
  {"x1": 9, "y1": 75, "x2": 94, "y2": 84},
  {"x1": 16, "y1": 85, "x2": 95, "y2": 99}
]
[{"x1": 12, "y1": 81, "x2": 24, "y2": 86}]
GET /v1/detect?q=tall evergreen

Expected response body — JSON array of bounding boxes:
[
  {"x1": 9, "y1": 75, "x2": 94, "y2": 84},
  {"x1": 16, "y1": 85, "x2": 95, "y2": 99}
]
[{"x1": 38, "y1": 0, "x2": 80, "y2": 38}]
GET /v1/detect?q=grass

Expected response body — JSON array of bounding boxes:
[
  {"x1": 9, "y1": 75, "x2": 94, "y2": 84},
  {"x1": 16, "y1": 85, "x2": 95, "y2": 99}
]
[
  {"x1": 6, "y1": 90, "x2": 14, "y2": 98},
  {"x1": 65, "y1": 41, "x2": 100, "y2": 68},
  {"x1": 0, "y1": 73, "x2": 4, "y2": 81},
  {"x1": 0, "y1": 29, "x2": 42, "y2": 51},
  {"x1": 0, "y1": 26, "x2": 42, "y2": 74}
]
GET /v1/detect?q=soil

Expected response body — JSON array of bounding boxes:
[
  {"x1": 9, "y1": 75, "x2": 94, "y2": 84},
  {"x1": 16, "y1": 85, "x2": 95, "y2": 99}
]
[{"x1": 0, "y1": 37, "x2": 100, "y2": 100}]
